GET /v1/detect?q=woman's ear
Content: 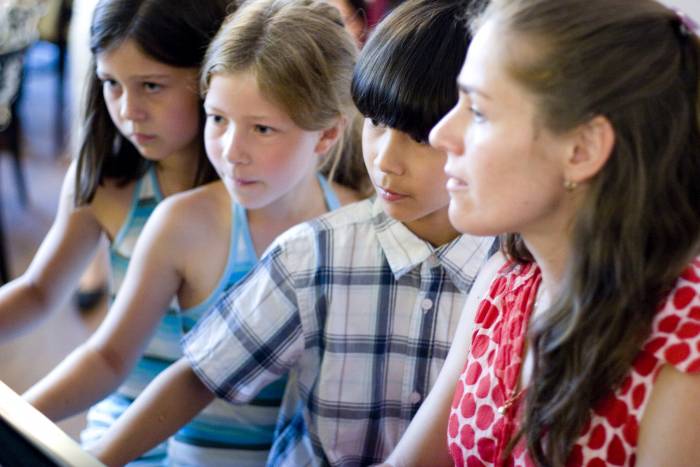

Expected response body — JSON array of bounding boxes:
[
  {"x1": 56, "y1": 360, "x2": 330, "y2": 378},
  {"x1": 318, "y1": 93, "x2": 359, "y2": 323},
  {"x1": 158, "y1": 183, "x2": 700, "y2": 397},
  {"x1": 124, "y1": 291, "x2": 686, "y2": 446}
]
[
  {"x1": 564, "y1": 115, "x2": 615, "y2": 183},
  {"x1": 314, "y1": 116, "x2": 347, "y2": 156}
]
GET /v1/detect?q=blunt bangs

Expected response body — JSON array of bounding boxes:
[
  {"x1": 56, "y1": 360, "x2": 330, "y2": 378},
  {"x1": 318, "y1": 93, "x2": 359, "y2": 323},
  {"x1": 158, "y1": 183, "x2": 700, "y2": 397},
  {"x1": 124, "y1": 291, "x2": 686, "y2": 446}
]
[{"x1": 351, "y1": 0, "x2": 471, "y2": 142}]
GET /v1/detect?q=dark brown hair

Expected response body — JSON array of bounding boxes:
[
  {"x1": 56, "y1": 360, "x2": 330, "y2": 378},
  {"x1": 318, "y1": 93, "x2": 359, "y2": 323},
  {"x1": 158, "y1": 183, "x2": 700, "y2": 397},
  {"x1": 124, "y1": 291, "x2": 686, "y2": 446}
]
[
  {"x1": 474, "y1": 0, "x2": 700, "y2": 464},
  {"x1": 74, "y1": 0, "x2": 232, "y2": 205}
]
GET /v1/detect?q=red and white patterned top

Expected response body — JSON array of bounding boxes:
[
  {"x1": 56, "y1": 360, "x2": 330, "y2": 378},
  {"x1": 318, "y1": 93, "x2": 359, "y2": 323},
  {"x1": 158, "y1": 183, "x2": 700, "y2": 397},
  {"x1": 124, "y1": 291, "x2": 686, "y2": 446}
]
[{"x1": 448, "y1": 256, "x2": 700, "y2": 466}]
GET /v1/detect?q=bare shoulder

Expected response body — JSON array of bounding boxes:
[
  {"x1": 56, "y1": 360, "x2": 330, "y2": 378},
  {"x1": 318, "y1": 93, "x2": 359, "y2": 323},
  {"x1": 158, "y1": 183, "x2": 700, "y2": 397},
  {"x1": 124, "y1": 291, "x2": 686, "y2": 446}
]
[
  {"x1": 471, "y1": 252, "x2": 506, "y2": 299},
  {"x1": 161, "y1": 181, "x2": 227, "y2": 219},
  {"x1": 637, "y1": 366, "x2": 700, "y2": 466},
  {"x1": 463, "y1": 251, "x2": 507, "y2": 320},
  {"x1": 148, "y1": 181, "x2": 229, "y2": 239},
  {"x1": 331, "y1": 182, "x2": 364, "y2": 206}
]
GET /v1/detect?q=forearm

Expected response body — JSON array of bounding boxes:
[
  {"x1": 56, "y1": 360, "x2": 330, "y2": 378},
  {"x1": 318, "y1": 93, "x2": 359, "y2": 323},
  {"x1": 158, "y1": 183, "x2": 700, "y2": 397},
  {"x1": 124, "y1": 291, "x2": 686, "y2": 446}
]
[
  {"x1": 91, "y1": 358, "x2": 214, "y2": 466},
  {"x1": 383, "y1": 381, "x2": 455, "y2": 467},
  {"x1": 385, "y1": 253, "x2": 505, "y2": 467},
  {"x1": 24, "y1": 342, "x2": 128, "y2": 421},
  {"x1": 0, "y1": 277, "x2": 51, "y2": 341}
]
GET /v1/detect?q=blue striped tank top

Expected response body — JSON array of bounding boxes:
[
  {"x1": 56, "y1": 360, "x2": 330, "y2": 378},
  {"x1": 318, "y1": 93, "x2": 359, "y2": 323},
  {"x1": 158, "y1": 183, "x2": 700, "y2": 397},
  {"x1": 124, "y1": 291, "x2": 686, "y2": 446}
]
[
  {"x1": 81, "y1": 166, "x2": 174, "y2": 466},
  {"x1": 167, "y1": 174, "x2": 340, "y2": 466},
  {"x1": 82, "y1": 169, "x2": 340, "y2": 466}
]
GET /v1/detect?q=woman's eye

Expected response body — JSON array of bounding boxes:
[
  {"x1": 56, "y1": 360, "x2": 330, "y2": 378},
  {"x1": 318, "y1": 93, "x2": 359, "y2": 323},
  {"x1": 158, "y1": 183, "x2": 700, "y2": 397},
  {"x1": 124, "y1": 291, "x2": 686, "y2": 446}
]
[
  {"x1": 469, "y1": 106, "x2": 486, "y2": 123},
  {"x1": 206, "y1": 114, "x2": 224, "y2": 125}
]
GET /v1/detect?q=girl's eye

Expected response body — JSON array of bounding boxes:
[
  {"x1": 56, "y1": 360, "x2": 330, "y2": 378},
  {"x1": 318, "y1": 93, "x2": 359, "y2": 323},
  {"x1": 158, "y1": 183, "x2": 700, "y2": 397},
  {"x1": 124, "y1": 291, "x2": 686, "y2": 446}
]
[
  {"x1": 102, "y1": 79, "x2": 119, "y2": 89},
  {"x1": 144, "y1": 82, "x2": 162, "y2": 92},
  {"x1": 254, "y1": 124, "x2": 274, "y2": 135},
  {"x1": 369, "y1": 118, "x2": 384, "y2": 128}
]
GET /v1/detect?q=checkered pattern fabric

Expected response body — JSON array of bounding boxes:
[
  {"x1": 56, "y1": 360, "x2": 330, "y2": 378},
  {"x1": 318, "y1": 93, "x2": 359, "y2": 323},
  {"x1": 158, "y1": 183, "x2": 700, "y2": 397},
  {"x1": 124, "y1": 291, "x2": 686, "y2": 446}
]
[{"x1": 184, "y1": 198, "x2": 493, "y2": 466}]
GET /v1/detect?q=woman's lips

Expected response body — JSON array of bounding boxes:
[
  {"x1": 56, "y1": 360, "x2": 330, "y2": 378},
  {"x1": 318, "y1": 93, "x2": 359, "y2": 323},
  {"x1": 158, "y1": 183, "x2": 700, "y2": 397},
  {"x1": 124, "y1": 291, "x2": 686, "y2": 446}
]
[{"x1": 446, "y1": 176, "x2": 468, "y2": 191}]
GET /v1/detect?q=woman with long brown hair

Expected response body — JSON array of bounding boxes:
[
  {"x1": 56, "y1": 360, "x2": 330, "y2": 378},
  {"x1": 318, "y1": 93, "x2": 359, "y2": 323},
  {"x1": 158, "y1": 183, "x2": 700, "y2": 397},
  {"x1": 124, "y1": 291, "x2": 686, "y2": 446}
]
[{"x1": 384, "y1": 0, "x2": 700, "y2": 465}]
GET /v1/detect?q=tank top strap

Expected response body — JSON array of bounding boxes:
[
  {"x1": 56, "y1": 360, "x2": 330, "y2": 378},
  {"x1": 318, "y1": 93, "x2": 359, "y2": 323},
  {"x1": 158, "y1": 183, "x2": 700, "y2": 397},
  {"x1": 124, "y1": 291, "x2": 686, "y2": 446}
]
[
  {"x1": 317, "y1": 173, "x2": 340, "y2": 210},
  {"x1": 178, "y1": 200, "x2": 257, "y2": 325},
  {"x1": 140, "y1": 165, "x2": 165, "y2": 203},
  {"x1": 111, "y1": 165, "x2": 162, "y2": 253}
]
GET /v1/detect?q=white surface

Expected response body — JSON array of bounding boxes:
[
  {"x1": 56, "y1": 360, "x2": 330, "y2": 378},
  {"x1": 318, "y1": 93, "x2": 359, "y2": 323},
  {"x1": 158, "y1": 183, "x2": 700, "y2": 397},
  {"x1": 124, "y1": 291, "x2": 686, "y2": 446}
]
[
  {"x1": 661, "y1": 0, "x2": 700, "y2": 24},
  {"x1": 0, "y1": 380, "x2": 105, "y2": 467}
]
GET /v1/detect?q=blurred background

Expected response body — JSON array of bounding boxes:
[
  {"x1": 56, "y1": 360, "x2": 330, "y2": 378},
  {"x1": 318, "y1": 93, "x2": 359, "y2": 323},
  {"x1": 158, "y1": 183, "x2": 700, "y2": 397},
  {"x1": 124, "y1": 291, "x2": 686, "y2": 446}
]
[{"x1": 0, "y1": 0, "x2": 698, "y2": 441}]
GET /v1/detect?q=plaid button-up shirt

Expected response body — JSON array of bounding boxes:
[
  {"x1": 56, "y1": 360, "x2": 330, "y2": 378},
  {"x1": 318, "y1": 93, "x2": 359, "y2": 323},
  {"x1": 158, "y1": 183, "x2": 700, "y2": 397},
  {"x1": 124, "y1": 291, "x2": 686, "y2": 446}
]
[{"x1": 183, "y1": 199, "x2": 494, "y2": 466}]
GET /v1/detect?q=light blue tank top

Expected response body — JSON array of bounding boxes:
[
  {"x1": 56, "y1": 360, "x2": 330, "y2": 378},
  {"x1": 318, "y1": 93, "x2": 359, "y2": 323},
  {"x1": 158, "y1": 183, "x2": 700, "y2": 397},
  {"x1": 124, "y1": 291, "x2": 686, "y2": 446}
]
[
  {"x1": 82, "y1": 166, "x2": 175, "y2": 466},
  {"x1": 167, "y1": 174, "x2": 340, "y2": 466},
  {"x1": 82, "y1": 170, "x2": 340, "y2": 467}
]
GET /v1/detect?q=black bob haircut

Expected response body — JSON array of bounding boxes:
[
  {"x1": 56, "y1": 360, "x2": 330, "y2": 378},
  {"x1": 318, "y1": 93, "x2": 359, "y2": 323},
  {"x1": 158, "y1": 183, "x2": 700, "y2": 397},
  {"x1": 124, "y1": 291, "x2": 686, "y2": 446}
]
[{"x1": 351, "y1": 0, "x2": 472, "y2": 143}]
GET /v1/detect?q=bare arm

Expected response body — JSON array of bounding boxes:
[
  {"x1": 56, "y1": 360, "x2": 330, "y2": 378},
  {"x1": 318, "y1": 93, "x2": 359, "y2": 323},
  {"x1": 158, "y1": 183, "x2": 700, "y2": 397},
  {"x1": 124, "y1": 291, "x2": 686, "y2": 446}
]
[
  {"x1": 24, "y1": 198, "x2": 189, "y2": 421},
  {"x1": 636, "y1": 366, "x2": 700, "y2": 466},
  {"x1": 0, "y1": 163, "x2": 103, "y2": 340},
  {"x1": 90, "y1": 358, "x2": 214, "y2": 466},
  {"x1": 383, "y1": 252, "x2": 505, "y2": 467}
]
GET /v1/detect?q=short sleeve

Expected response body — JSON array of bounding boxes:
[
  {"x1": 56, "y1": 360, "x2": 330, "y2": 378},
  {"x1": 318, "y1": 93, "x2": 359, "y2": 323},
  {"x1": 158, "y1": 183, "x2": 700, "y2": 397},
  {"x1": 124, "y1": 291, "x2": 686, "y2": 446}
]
[
  {"x1": 645, "y1": 258, "x2": 700, "y2": 373},
  {"x1": 182, "y1": 243, "x2": 306, "y2": 403}
]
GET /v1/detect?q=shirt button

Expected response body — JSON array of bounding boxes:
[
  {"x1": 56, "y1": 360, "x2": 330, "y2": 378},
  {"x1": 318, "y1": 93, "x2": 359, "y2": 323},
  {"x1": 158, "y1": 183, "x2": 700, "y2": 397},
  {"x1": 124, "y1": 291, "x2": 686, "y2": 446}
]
[
  {"x1": 409, "y1": 391, "x2": 422, "y2": 404},
  {"x1": 426, "y1": 255, "x2": 440, "y2": 268},
  {"x1": 421, "y1": 298, "x2": 433, "y2": 311}
]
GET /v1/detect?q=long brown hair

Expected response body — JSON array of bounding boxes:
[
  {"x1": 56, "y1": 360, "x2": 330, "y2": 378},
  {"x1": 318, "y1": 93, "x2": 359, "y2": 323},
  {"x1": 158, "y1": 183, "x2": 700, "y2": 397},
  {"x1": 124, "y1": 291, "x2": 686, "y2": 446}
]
[
  {"x1": 200, "y1": 0, "x2": 370, "y2": 194},
  {"x1": 75, "y1": 0, "x2": 231, "y2": 205},
  {"x1": 473, "y1": 0, "x2": 700, "y2": 464}
]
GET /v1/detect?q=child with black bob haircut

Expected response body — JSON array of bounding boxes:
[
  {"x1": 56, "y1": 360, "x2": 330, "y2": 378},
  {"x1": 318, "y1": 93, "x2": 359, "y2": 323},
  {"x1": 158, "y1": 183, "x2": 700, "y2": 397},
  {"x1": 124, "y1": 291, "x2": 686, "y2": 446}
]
[{"x1": 89, "y1": 1, "x2": 492, "y2": 466}]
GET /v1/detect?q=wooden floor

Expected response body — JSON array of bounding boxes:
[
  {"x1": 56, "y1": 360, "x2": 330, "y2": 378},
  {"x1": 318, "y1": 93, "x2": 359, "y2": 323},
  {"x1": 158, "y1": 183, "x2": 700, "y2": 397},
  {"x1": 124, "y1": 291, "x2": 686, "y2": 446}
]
[{"x1": 0, "y1": 43, "x2": 106, "y2": 440}]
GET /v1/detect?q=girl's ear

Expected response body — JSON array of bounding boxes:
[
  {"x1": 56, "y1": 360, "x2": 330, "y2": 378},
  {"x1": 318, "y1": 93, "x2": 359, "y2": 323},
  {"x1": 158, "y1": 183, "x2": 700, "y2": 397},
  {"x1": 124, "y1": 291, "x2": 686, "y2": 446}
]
[
  {"x1": 314, "y1": 116, "x2": 347, "y2": 156},
  {"x1": 564, "y1": 115, "x2": 615, "y2": 184}
]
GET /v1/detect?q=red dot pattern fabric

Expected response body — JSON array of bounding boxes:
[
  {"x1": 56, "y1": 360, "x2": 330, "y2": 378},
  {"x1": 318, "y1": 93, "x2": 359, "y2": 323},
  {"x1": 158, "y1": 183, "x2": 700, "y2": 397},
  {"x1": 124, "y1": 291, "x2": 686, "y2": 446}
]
[{"x1": 448, "y1": 257, "x2": 700, "y2": 466}]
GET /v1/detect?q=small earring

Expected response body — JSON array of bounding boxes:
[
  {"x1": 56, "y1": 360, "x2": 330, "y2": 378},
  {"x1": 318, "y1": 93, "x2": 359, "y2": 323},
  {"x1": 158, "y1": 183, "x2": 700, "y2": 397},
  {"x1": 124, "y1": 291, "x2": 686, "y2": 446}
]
[{"x1": 563, "y1": 179, "x2": 578, "y2": 191}]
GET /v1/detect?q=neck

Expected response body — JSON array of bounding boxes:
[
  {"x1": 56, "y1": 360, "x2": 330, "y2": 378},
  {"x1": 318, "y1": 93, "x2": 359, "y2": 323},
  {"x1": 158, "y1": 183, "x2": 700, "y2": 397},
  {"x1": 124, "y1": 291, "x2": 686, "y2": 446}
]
[
  {"x1": 404, "y1": 206, "x2": 460, "y2": 247},
  {"x1": 521, "y1": 190, "x2": 583, "y2": 301},
  {"x1": 155, "y1": 141, "x2": 201, "y2": 197},
  {"x1": 522, "y1": 229, "x2": 571, "y2": 306},
  {"x1": 247, "y1": 170, "x2": 326, "y2": 229}
]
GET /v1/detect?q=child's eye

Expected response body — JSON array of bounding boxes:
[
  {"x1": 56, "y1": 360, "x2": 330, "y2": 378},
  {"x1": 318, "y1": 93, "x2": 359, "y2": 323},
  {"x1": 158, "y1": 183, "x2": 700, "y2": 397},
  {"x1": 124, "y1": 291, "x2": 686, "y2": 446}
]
[
  {"x1": 411, "y1": 135, "x2": 430, "y2": 146},
  {"x1": 101, "y1": 79, "x2": 119, "y2": 90},
  {"x1": 144, "y1": 82, "x2": 163, "y2": 92},
  {"x1": 254, "y1": 124, "x2": 275, "y2": 135},
  {"x1": 369, "y1": 118, "x2": 385, "y2": 128}
]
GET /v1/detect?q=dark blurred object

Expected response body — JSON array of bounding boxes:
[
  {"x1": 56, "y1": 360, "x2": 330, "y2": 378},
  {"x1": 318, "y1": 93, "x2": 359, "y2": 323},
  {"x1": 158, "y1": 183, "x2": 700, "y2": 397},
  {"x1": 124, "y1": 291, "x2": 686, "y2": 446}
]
[
  {"x1": 0, "y1": 0, "x2": 47, "y2": 283},
  {"x1": 0, "y1": 380, "x2": 106, "y2": 466},
  {"x1": 74, "y1": 284, "x2": 107, "y2": 313},
  {"x1": 367, "y1": 0, "x2": 406, "y2": 26},
  {"x1": 37, "y1": 0, "x2": 73, "y2": 151}
]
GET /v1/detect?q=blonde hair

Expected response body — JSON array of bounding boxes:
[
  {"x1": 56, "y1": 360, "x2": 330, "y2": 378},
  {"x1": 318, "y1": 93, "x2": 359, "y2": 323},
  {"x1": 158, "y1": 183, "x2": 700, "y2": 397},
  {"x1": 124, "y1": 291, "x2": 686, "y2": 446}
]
[{"x1": 201, "y1": 0, "x2": 369, "y2": 192}]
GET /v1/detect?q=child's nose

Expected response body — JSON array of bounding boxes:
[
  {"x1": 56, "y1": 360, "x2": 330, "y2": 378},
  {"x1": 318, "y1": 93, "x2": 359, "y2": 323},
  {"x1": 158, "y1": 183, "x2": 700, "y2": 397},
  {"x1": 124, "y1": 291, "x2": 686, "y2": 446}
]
[
  {"x1": 119, "y1": 91, "x2": 146, "y2": 121},
  {"x1": 375, "y1": 130, "x2": 406, "y2": 176},
  {"x1": 222, "y1": 126, "x2": 249, "y2": 164}
]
